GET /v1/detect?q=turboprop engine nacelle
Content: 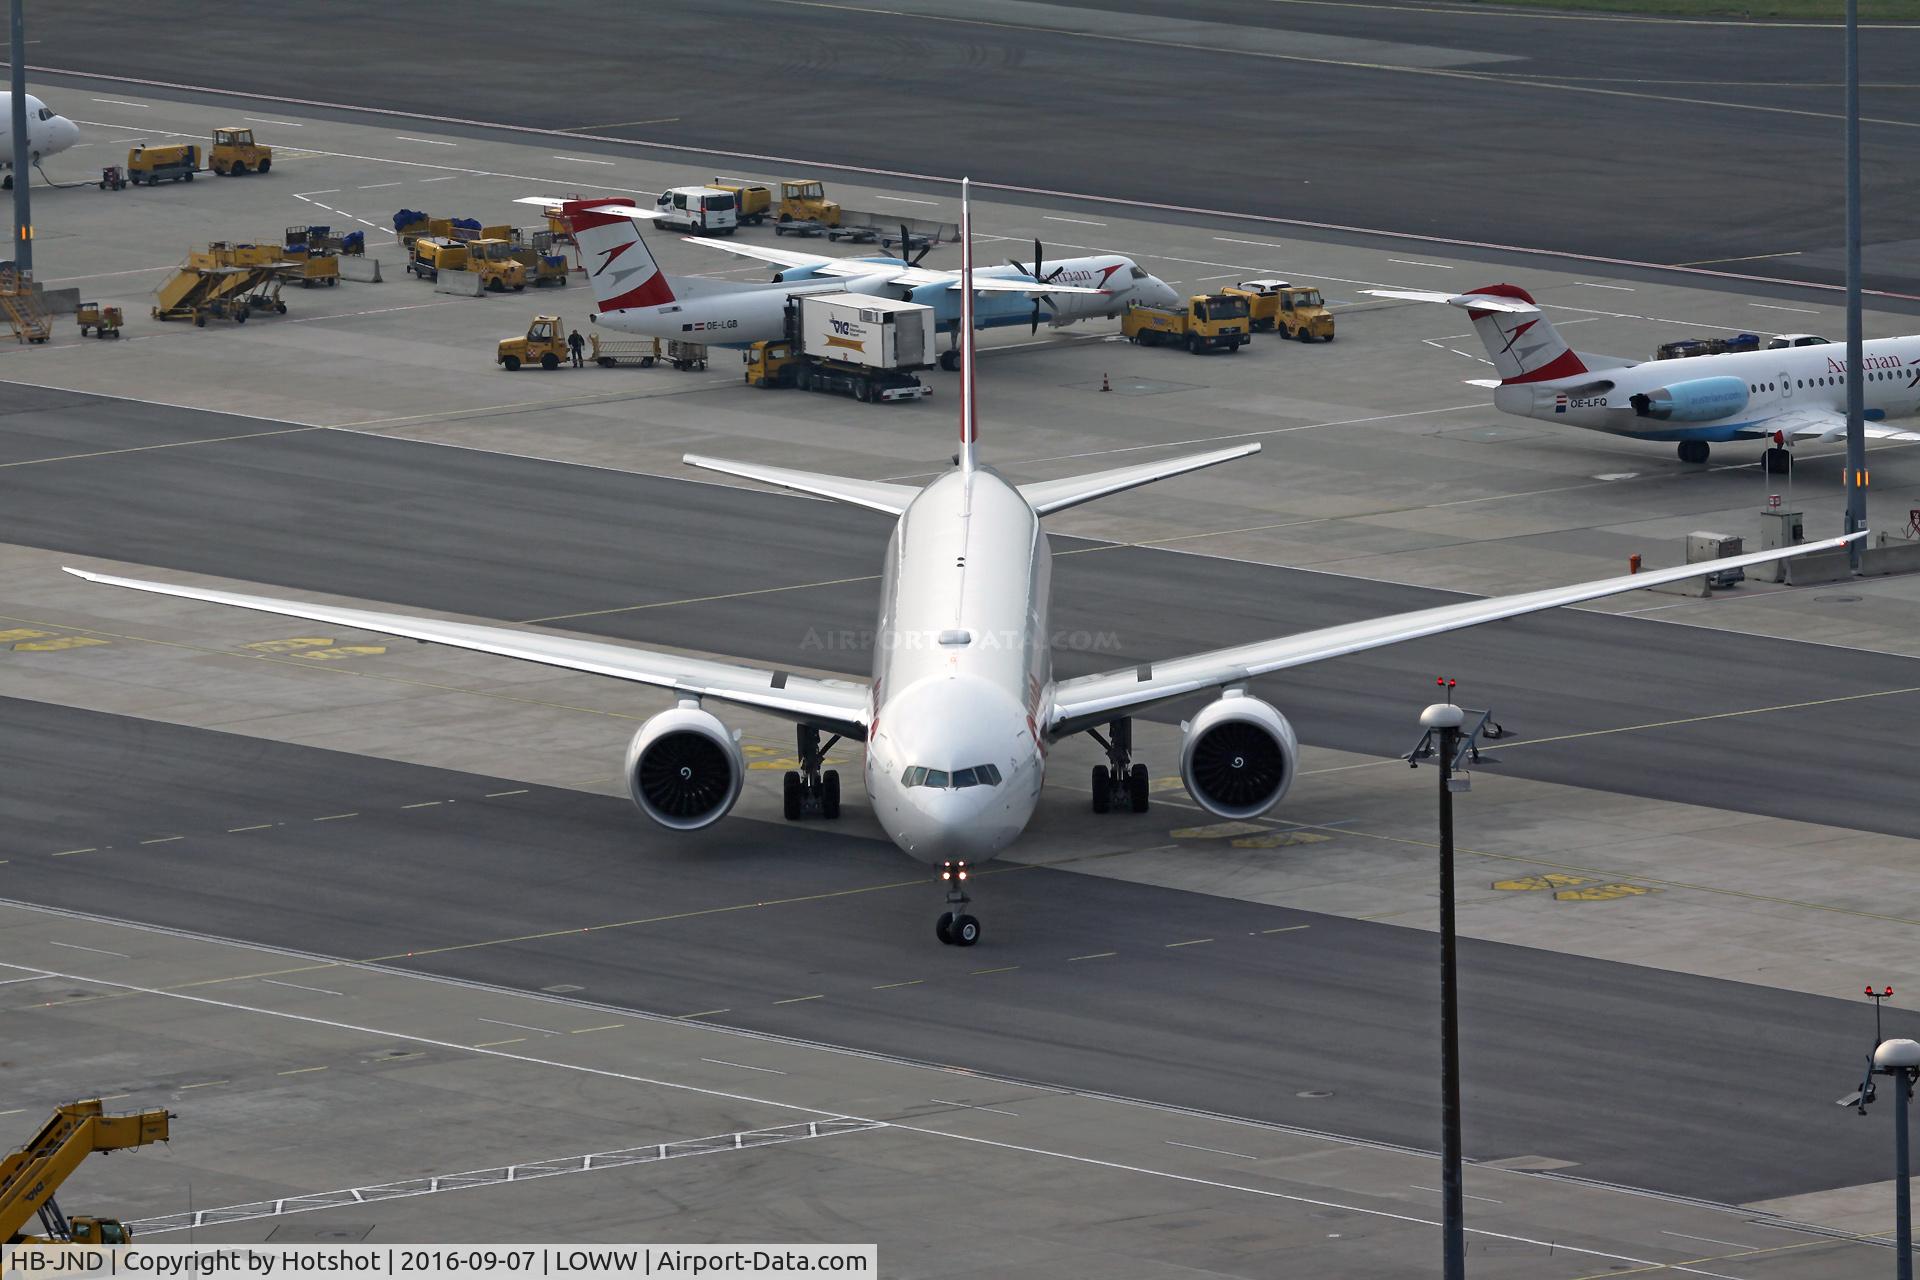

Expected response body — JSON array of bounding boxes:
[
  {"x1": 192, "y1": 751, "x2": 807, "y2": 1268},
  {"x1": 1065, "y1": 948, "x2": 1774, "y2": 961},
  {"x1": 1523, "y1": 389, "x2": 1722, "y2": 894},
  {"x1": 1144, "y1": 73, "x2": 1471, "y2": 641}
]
[
  {"x1": 625, "y1": 702, "x2": 745, "y2": 830},
  {"x1": 1179, "y1": 691, "x2": 1299, "y2": 820},
  {"x1": 1629, "y1": 376, "x2": 1749, "y2": 422}
]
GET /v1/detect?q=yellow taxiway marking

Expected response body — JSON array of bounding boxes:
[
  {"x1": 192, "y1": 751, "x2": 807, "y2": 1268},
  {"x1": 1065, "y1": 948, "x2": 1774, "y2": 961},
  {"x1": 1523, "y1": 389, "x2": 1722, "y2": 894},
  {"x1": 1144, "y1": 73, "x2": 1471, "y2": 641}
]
[
  {"x1": 138, "y1": 836, "x2": 183, "y2": 846},
  {"x1": 485, "y1": 789, "x2": 530, "y2": 798},
  {"x1": 277, "y1": 1066, "x2": 327, "y2": 1076},
  {"x1": 401, "y1": 801, "x2": 443, "y2": 810},
  {"x1": 1068, "y1": 952, "x2": 1117, "y2": 962},
  {"x1": 177, "y1": 1080, "x2": 227, "y2": 1090},
  {"x1": 312, "y1": 813, "x2": 358, "y2": 822},
  {"x1": 0, "y1": 425, "x2": 325, "y2": 471},
  {"x1": 474, "y1": 1038, "x2": 525, "y2": 1047},
  {"x1": 1565, "y1": 1237, "x2": 1835, "y2": 1280},
  {"x1": 522, "y1": 572, "x2": 882, "y2": 625},
  {"x1": 1164, "y1": 939, "x2": 1213, "y2": 948},
  {"x1": 676, "y1": 1009, "x2": 730, "y2": 1020},
  {"x1": 1493, "y1": 873, "x2": 1593, "y2": 891},
  {"x1": 773, "y1": 994, "x2": 824, "y2": 1005},
  {"x1": 227, "y1": 824, "x2": 273, "y2": 833},
  {"x1": 571, "y1": 1024, "x2": 623, "y2": 1034},
  {"x1": 1261, "y1": 925, "x2": 1311, "y2": 935},
  {"x1": 873, "y1": 979, "x2": 924, "y2": 989},
  {"x1": 52, "y1": 848, "x2": 96, "y2": 857},
  {"x1": 971, "y1": 966, "x2": 1019, "y2": 976}
]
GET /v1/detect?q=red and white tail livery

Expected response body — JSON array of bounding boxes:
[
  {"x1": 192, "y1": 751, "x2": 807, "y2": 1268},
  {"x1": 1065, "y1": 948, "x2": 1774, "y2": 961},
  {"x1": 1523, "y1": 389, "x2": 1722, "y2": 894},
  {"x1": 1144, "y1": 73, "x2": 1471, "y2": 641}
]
[
  {"x1": 957, "y1": 177, "x2": 979, "y2": 476},
  {"x1": 1368, "y1": 283, "x2": 1585, "y2": 384},
  {"x1": 518, "y1": 197, "x2": 675, "y2": 313}
]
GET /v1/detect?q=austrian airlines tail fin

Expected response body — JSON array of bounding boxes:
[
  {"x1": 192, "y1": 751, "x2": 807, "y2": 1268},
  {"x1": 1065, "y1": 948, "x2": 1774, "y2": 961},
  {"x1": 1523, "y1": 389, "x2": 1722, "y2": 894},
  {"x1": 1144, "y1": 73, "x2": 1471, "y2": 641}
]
[
  {"x1": 1363, "y1": 283, "x2": 1588, "y2": 384},
  {"x1": 957, "y1": 178, "x2": 979, "y2": 476},
  {"x1": 517, "y1": 196, "x2": 676, "y2": 312}
]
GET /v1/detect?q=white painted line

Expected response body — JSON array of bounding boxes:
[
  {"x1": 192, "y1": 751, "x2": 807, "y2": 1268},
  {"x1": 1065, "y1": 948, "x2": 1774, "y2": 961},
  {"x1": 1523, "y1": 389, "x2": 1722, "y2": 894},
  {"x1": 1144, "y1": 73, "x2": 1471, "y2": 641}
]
[
  {"x1": 554, "y1": 155, "x2": 615, "y2": 166},
  {"x1": 1043, "y1": 215, "x2": 1105, "y2": 226},
  {"x1": 260, "y1": 978, "x2": 343, "y2": 997},
  {"x1": 48, "y1": 941, "x2": 129, "y2": 958},
  {"x1": 1166, "y1": 1140, "x2": 1257, "y2": 1160},
  {"x1": 1197, "y1": 273, "x2": 1238, "y2": 281},
  {"x1": 1751, "y1": 302, "x2": 1819, "y2": 314},
  {"x1": 1576, "y1": 282, "x2": 1635, "y2": 291},
  {"x1": 702, "y1": 1058, "x2": 789, "y2": 1075},
  {"x1": 244, "y1": 117, "x2": 303, "y2": 127},
  {"x1": 294, "y1": 189, "x2": 341, "y2": 197},
  {"x1": 478, "y1": 1016, "x2": 561, "y2": 1036},
  {"x1": 1388, "y1": 259, "x2": 1452, "y2": 268},
  {"x1": 875, "y1": 195, "x2": 937, "y2": 206},
  {"x1": 1661, "y1": 1230, "x2": 1754, "y2": 1249},
  {"x1": 358, "y1": 182, "x2": 401, "y2": 189},
  {"x1": 395, "y1": 136, "x2": 456, "y2": 146},
  {"x1": 1410, "y1": 1185, "x2": 1504, "y2": 1204},
  {"x1": 485, "y1": 789, "x2": 530, "y2": 798},
  {"x1": 929, "y1": 1098, "x2": 1020, "y2": 1116},
  {"x1": 90, "y1": 98, "x2": 147, "y2": 107},
  {"x1": 1214, "y1": 236, "x2": 1284, "y2": 248},
  {"x1": 0, "y1": 974, "x2": 56, "y2": 986},
  {"x1": 419, "y1": 174, "x2": 458, "y2": 182}
]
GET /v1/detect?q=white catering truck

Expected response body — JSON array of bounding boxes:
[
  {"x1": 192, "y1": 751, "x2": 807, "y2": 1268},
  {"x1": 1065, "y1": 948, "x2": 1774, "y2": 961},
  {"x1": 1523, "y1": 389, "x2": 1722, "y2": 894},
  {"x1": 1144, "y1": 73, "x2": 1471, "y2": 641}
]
[{"x1": 742, "y1": 293, "x2": 936, "y2": 403}]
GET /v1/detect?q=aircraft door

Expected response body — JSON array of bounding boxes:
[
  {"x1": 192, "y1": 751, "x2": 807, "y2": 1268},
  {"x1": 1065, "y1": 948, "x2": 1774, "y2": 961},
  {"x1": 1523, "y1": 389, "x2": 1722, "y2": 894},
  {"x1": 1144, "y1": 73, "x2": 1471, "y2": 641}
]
[{"x1": 1779, "y1": 371, "x2": 1792, "y2": 400}]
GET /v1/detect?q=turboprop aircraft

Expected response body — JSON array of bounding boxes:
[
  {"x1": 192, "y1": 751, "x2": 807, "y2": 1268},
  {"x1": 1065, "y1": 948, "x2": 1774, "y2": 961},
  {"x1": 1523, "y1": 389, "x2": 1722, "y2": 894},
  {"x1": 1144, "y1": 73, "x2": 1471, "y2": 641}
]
[
  {"x1": 1, "y1": 92, "x2": 82, "y2": 190},
  {"x1": 1367, "y1": 283, "x2": 1920, "y2": 471},
  {"x1": 71, "y1": 188, "x2": 1860, "y2": 947},
  {"x1": 517, "y1": 195, "x2": 1178, "y2": 366}
]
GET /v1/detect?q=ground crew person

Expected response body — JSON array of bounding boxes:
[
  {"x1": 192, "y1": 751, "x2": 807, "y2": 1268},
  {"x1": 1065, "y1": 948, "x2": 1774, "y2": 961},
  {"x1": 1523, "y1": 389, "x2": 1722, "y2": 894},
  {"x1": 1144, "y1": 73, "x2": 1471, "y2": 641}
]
[{"x1": 567, "y1": 329, "x2": 586, "y2": 368}]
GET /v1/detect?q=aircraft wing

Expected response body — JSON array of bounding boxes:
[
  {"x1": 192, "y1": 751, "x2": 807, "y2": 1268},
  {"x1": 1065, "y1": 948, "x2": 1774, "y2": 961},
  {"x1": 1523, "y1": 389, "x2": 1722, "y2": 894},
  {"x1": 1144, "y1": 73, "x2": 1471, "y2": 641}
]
[
  {"x1": 1765, "y1": 406, "x2": 1920, "y2": 444},
  {"x1": 63, "y1": 567, "x2": 872, "y2": 735},
  {"x1": 1045, "y1": 531, "x2": 1863, "y2": 737},
  {"x1": 1363, "y1": 288, "x2": 1539, "y2": 314},
  {"x1": 681, "y1": 241, "x2": 1104, "y2": 294}
]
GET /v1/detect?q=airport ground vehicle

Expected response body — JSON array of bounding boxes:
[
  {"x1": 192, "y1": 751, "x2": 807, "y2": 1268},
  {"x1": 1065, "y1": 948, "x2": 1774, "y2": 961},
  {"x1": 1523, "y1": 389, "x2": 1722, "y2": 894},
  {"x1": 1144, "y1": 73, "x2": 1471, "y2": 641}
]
[
  {"x1": 0, "y1": 1099, "x2": 172, "y2": 1245},
  {"x1": 1226, "y1": 279, "x2": 1334, "y2": 341},
  {"x1": 408, "y1": 237, "x2": 527, "y2": 290},
  {"x1": 498, "y1": 317, "x2": 700, "y2": 370},
  {"x1": 209, "y1": 126, "x2": 271, "y2": 175},
  {"x1": 507, "y1": 230, "x2": 570, "y2": 287},
  {"x1": 0, "y1": 265, "x2": 52, "y2": 343},
  {"x1": 710, "y1": 179, "x2": 772, "y2": 225},
  {"x1": 126, "y1": 143, "x2": 197, "y2": 185},
  {"x1": 152, "y1": 242, "x2": 290, "y2": 326},
  {"x1": 743, "y1": 293, "x2": 934, "y2": 402},
  {"x1": 98, "y1": 165, "x2": 126, "y2": 191},
  {"x1": 1653, "y1": 333, "x2": 1828, "y2": 361},
  {"x1": 653, "y1": 186, "x2": 738, "y2": 235},
  {"x1": 1122, "y1": 293, "x2": 1251, "y2": 353},
  {"x1": 75, "y1": 301, "x2": 123, "y2": 337},
  {"x1": 777, "y1": 178, "x2": 840, "y2": 226}
]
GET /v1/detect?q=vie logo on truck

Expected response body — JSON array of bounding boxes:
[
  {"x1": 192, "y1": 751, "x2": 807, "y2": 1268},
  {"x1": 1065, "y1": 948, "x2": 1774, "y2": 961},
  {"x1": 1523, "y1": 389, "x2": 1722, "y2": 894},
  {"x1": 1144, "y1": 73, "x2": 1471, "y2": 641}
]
[{"x1": 825, "y1": 317, "x2": 868, "y2": 353}]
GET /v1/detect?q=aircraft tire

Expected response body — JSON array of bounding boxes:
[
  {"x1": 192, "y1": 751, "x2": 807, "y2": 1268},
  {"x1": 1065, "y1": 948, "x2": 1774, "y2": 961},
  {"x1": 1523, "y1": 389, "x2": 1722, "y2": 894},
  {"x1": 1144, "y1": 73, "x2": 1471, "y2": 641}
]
[
  {"x1": 1091, "y1": 765, "x2": 1111, "y2": 814},
  {"x1": 822, "y1": 770, "x2": 841, "y2": 819},
  {"x1": 783, "y1": 770, "x2": 804, "y2": 820},
  {"x1": 936, "y1": 911, "x2": 954, "y2": 945},
  {"x1": 1128, "y1": 763, "x2": 1150, "y2": 813},
  {"x1": 951, "y1": 915, "x2": 980, "y2": 947}
]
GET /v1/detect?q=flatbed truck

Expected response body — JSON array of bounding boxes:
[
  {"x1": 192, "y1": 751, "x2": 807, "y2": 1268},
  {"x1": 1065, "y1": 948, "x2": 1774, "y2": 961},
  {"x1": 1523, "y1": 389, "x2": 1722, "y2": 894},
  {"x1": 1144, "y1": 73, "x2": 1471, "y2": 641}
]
[
  {"x1": 744, "y1": 293, "x2": 935, "y2": 403},
  {"x1": 1122, "y1": 293, "x2": 1251, "y2": 353}
]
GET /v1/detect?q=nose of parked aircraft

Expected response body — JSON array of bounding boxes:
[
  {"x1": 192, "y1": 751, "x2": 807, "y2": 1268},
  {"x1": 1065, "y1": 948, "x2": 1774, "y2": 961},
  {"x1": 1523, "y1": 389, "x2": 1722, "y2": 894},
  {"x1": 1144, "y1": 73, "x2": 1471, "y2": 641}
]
[
  {"x1": 1143, "y1": 276, "x2": 1181, "y2": 307},
  {"x1": 49, "y1": 115, "x2": 80, "y2": 155}
]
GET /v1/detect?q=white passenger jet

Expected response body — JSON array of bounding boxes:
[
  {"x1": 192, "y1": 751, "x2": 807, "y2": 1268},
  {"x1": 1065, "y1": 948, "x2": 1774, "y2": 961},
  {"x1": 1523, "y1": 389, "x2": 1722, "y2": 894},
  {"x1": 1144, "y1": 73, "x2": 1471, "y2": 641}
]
[
  {"x1": 517, "y1": 195, "x2": 1179, "y2": 367},
  {"x1": 1, "y1": 92, "x2": 82, "y2": 190},
  {"x1": 69, "y1": 189, "x2": 1858, "y2": 947},
  {"x1": 1367, "y1": 283, "x2": 1920, "y2": 470}
]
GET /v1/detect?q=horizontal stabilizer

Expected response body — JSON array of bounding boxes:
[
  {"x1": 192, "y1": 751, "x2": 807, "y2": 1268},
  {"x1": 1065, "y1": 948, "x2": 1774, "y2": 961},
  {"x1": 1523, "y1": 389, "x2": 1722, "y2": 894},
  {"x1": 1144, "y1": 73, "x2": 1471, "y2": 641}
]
[
  {"x1": 683, "y1": 454, "x2": 919, "y2": 515},
  {"x1": 515, "y1": 196, "x2": 664, "y2": 221},
  {"x1": 1018, "y1": 443, "x2": 1260, "y2": 517},
  {"x1": 1363, "y1": 288, "x2": 1538, "y2": 314}
]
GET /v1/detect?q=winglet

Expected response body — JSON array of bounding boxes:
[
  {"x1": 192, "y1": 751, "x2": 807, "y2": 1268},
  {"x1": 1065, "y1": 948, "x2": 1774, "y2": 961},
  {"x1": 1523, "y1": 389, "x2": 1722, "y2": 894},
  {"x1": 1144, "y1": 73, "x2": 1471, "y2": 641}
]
[{"x1": 958, "y1": 177, "x2": 979, "y2": 478}]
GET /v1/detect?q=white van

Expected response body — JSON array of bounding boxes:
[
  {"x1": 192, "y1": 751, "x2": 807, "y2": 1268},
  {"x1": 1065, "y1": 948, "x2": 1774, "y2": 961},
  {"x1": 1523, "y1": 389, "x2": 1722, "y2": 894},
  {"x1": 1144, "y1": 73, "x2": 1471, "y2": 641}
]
[{"x1": 654, "y1": 185, "x2": 739, "y2": 236}]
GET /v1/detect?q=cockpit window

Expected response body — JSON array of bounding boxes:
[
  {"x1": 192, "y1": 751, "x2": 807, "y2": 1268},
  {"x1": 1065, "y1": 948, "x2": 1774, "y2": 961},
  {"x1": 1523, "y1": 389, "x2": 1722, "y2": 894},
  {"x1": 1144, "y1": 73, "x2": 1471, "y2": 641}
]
[
  {"x1": 37, "y1": 107, "x2": 53, "y2": 121},
  {"x1": 902, "y1": 763, "x2": 1002, "y2": 788},
  {"x1": 1129, "y1": 266, "x2": 1148, "y2": 280}
]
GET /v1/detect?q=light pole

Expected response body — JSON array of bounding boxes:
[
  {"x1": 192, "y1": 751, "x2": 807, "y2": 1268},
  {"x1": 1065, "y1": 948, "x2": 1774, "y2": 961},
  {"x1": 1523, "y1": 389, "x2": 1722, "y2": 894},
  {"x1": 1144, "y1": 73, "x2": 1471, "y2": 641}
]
[
  {"x1": 1421, "y1": 697, "x2": 1468, "y2": 1280},
  {"x1": 1871, "y1": 1038, "x2": 1920, "y2": 1280},
  {"x1": 1843, "y1": 0, "x2": 1865, "y2": 569},
  {"x1": 7, "y1": 0, "x2": 32, "y2": 273}
]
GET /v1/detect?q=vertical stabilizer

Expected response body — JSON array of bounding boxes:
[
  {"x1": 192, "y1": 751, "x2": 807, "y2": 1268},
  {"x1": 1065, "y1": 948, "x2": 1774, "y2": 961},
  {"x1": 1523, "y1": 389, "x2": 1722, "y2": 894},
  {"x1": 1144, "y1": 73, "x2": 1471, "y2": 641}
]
[
  {"x1": 958, "y1": 178, "x2": 979, "y2": 477},
  {"x1": 536, "y1": 198, "x2": 676, "y2": 313}
]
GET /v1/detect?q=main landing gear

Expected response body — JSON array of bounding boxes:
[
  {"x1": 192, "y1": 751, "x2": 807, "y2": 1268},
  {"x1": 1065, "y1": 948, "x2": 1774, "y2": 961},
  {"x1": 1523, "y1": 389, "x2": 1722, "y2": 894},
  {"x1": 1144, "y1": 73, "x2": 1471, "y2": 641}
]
[
  {"x1": 1677, "y1": 440, "x2": 1711, "y2": 464},
  {"x1": 1088, "y1": 717, "x2": 1150, "y2": 814},
  {"x1": 936, "y1": 862, "x2": 979, "y2": 946},
  {"x1": 783, "y1": 724, "x2": 842, "y2": 821}
]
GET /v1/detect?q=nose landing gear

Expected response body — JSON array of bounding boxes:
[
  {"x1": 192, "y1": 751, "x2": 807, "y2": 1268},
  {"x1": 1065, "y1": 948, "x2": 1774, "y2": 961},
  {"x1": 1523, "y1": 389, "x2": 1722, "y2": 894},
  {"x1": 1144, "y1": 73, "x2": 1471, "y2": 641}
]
[
  {"x1": 783, "y1": 724, "x2": 843, "y2": 820},
  {"x1": 936, "y1": 861, "x2": 979, "y2": 946}
]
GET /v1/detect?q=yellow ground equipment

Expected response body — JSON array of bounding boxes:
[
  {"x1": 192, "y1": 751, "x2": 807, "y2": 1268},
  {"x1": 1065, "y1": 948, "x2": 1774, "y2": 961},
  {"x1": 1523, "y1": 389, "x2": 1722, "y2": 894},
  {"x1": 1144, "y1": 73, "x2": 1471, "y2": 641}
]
[
  {"x1": 1, "y1": 1099, "x2": 171, "y2": 1245},
  {"x1": 0, "y1": 267, "x2": 53, "y2": 344},
  {"x1": 153, "y1": 242, "x2": 292, "y2": 325},
  {"x1": 1223, "y1": 280, "x2": 1334, "y2": 341},
  {"x1": 281, "y1": 226, "x2": 341, "y2": 288},
  {"x1": 76, "y1": 302, "x2": 124, "y2": 338},
  {"x1": 497, "y1": 317, "x2": 691, "y2": 370},
  {"x1": 409, "y1": 238, "x2": 526, "y2": 290},
  {"x1": 210, "y1": 126, "x2": 271, "y2": 175},
  {"x1": 507, "y1": 230, "x2": 570, "y2": 288},
  {"x1": 497, "y1": 315, "x2": 571, "y2": 370},
  {"x1": 1121, "y1": 293, "x2": 1251, "y2": 353},
  {"x1": 777, "y1": 179, "x2": 839, "y2": 227},
  {"x1": 711, "y1": 178, "x2": 772, "y2": 225},
  {"x1": 98, "y1": 165, "x2": 127, "y2": 191},
  {"x1": 126, "y1": 143, "x2": 198, "y2": 186}
]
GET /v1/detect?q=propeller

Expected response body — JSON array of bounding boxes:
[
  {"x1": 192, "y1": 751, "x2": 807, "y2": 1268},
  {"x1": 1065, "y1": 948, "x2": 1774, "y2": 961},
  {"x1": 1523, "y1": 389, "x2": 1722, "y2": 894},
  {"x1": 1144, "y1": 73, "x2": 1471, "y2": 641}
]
[
  {"x1": 898, "y1": 224, "x2": 932, "y2": 268},
  {"x1": 1007, "y1": 237, "x2": 1067, "y2": 333}
]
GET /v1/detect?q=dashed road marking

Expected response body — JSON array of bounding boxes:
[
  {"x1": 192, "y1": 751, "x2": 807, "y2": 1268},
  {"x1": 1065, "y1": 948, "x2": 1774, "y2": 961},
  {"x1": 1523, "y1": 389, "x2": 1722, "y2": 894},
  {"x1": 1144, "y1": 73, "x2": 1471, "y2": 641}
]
[
  {"x1": 277, "y1": 1066, "x2": 327, "y2": 1076},
  {"x1": 773, "y1": 994, "x2": 824, "y2": 1005},
  {"x1": 1165, "y1": 939, "x2": 1213, "y2": 948},
  {"x1": 486, "y1": 789, "x2": 529, "y2": 798},
  {"x1": 227, "y1": 824, "x2": 273, "y2": 833},
  {"x1": 970, "y1": 966, "x2": 1018, "y2": 976},
  {"x1": 572, "y1": 1024, "x2": 623, "y2": 1034},
  {"x1": 677, "y1": 1009, "x2": 730, "y2": 1020},
  {"x1": 139, "y1": 836, "x2": 185, "y2": 845},
  {"x1": 312, "y1": 813, "x2": 358, "y2": 822},
  {"x1": 51, "y1": 848, "x2": 96, "y2": 858},
  {"x1": 474, "y1": 1038, "x2": 525, "y2": 1047},
  {"x1": 178, "y1": 1080, "x2": 227, "y2": 1090},
  {"x1": 1261, "y1": 925, "x2": 1311, "y2": 935},
  {"x1": 48, "y1": 942, "x2": 128, "y2": 958},
  {"x1": 401, "y1": 801, "x2": 444, "y2": 810},
  {"x1": 1068, "y1": 952, "x2": 1116, "y2": 962},
  {"x1": 703, "y1": 1058, "x2": 788, "y2": 1075},
  {"x1": 873, "y1": 979, "x2": 924, "y2": 989}
]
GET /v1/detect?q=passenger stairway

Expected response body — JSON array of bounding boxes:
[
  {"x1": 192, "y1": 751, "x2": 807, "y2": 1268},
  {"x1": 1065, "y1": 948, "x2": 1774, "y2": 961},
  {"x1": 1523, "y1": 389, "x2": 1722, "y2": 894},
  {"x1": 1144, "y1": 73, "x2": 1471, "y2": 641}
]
[
  {"x1": 0, "y1": 268, "x2": 53, "y2": 344},
  {"x1": 0, "y1": 1099, "x2": 171, "y2": 1243}
]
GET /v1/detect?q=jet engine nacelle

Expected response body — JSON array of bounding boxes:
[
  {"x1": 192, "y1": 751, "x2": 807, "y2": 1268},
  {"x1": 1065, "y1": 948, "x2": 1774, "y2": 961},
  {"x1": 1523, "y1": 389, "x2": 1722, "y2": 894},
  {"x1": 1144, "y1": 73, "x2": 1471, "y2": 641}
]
[
  {"x1": 624, "y1": 703, "x2": 745, "y2": 830},
  {"x1": 1628, "y1": 376, "x2": 1749, "y2": 422},
  {"x1": 1179, "y1": 692, "x2": 1299, "y2": 820}
]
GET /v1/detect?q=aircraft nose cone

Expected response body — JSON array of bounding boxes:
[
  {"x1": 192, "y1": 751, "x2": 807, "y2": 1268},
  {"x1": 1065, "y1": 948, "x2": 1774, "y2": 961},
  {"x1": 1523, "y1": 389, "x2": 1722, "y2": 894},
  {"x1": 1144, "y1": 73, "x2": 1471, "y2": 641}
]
[{"x1": 52, "y1": 116, "x2": 79, "y2": 152}]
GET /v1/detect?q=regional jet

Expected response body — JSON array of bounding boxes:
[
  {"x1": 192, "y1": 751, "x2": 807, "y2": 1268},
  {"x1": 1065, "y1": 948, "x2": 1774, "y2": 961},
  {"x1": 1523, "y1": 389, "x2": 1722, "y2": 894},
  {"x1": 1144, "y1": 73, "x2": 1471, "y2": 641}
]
[
  {"x1": 1, "y1": 92, "x2": 82, "y2": 190},
  {"x1": 517, "y1": 195, "x2": 1179, "y2": 366},
  {"x1": 71, "y1": 189, "x2": 1859, "y2": 946},
  {"x1": 1368, "y1": 283, "x2": 1920, "y2": 471}
]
